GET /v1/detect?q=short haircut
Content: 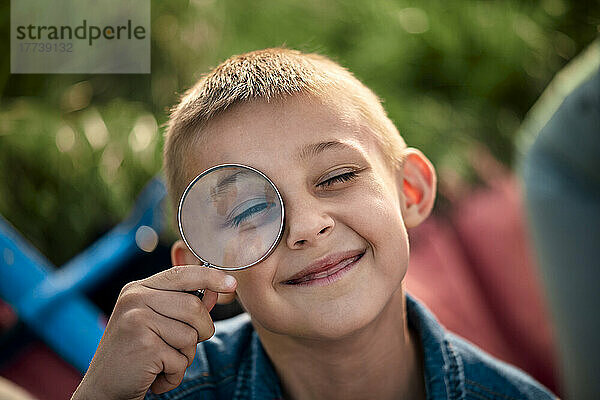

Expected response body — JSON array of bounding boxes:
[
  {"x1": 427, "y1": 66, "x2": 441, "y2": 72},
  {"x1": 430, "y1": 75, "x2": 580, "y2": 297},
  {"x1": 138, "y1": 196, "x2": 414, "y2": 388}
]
[{"x1": 164, "y1": 47, "x2": 406, "y2": 210}]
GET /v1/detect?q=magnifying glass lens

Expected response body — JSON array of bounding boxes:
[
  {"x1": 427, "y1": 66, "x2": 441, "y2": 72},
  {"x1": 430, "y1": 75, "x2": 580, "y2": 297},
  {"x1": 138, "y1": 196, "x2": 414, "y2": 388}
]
[{"x1": 178, "y1": 165, "x2": 284, "y2": 270}]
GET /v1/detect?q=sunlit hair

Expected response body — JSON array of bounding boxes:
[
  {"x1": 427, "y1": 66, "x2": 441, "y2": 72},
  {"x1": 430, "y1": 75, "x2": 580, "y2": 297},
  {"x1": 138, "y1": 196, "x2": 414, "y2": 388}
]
[{"x1": 164, "y1": 47, "x2": 406, "y2": 209}]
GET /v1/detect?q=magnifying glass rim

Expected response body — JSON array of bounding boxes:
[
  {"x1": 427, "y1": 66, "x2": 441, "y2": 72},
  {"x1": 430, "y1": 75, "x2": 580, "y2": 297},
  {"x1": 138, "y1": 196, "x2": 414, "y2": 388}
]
[{"x1": 177, "y1": 163, "x2": 285, "y2": 271}]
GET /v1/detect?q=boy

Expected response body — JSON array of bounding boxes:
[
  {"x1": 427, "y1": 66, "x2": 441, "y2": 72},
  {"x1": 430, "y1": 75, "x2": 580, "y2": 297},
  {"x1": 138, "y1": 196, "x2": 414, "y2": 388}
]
[{"x1": 72, "y1": 48, "x2": 557, "y2": 400}]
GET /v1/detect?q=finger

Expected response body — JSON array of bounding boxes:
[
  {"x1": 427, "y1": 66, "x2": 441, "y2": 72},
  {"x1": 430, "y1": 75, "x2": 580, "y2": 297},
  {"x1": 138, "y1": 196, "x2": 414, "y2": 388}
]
[
  {"x1": 148, "y1": 312, "x2": 199, "y2": 365},
  {"x1": 181, "y1": 345, "x2": 197, "y2": 368},
  {"x1": 141, "y1": 265, "x2": 237, "y2": 293},
  {"x1": 149, "y1": 345, "x2": 189, "y2": 394},
  {"x1": 217, "y1": 292, "x2": 237, "y2": 305},
  {"x1": 201, "y1": 289, "x2": 219, "y2": 313},
  {"x1": 143, "y1": 288, "x2": 216, "y2": 341}
]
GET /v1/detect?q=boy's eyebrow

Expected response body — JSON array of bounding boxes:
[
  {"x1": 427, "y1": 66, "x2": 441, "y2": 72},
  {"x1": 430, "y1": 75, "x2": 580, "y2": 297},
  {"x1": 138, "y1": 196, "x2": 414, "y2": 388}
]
[
  {"x1": 298, "y1": 140, "x2": 353, "y2": 161},
  {"x1": 209, "y1": 170, "x2": 255, "y2": 202}
]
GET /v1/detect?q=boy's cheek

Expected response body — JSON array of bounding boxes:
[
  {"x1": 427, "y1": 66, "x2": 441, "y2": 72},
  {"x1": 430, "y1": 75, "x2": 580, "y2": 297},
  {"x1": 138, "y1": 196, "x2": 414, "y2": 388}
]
[{"x1": 228, "y1": 265, "x2": 275, "y2": 303}]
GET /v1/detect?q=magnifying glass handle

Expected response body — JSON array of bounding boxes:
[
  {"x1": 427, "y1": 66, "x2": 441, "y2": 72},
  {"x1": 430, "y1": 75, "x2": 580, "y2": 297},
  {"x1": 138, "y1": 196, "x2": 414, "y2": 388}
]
[{"x1": 185, "y1": 289, "x2": 205, "y2": 300}]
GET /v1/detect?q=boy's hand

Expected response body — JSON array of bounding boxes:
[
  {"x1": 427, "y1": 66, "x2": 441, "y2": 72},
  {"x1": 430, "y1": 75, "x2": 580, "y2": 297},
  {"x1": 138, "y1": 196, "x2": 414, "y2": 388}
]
[{"x1": 71, "y1": 265, "x2": 237, "y2": 400}]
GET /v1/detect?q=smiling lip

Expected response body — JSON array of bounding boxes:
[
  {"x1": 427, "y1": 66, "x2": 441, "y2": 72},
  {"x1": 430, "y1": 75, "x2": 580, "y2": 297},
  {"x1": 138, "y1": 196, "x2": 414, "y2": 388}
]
[{"x1": 284, "y1": 250, "x2": 365, "y2": 285}]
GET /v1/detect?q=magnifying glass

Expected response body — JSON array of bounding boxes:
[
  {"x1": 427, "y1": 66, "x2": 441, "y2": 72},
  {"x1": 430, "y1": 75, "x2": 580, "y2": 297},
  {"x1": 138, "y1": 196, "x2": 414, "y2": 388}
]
[{"x1": 177, "y1": 164, "x2": 285, "y2": 298}]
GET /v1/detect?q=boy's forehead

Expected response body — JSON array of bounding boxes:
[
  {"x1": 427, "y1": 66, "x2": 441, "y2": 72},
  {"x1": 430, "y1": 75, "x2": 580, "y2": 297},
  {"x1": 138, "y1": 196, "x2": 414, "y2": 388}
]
[{"x1": 185, "y1": 95, "x2": 389, "y2": 178}]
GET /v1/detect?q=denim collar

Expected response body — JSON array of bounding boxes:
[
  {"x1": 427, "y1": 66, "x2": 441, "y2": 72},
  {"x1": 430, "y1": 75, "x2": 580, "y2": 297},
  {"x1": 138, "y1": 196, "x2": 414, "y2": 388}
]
[
  {"x1": 231, "y1": 293, "x2": 466, "y2": 400},
  {"x1": 232, "y1": 326, "x2": 284, "y2": 400},
  {"x1": 406, "y1": 294, "x2": 466, "y2": 400}
]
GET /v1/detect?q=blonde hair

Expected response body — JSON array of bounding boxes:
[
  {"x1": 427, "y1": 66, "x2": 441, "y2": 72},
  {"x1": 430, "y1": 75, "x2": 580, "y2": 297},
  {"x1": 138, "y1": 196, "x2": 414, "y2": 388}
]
[{"x1": 164, "y1": 48, "x2": 405, "y2": 209}]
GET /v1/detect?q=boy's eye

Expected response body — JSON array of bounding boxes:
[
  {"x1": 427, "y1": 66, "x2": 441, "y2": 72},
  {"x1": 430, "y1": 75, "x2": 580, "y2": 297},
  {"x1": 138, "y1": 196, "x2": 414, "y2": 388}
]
[
  {"x1": 224, "y1": 199, "x2": 276, "y2": 228},
  {"x1": 316, "y1": 170, "x2": 359, "y2": 188}
]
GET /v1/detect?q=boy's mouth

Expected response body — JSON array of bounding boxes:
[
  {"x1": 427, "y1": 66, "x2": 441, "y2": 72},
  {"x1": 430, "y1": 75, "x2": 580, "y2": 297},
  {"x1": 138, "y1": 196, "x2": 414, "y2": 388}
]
[{"x1": 283, "y1": 250, "x2": 365, "y2": 285}]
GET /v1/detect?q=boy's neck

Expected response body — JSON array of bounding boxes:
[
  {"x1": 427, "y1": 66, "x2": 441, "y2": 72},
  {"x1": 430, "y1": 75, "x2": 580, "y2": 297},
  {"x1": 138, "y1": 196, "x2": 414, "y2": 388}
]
[{"x1": 254, "y1": 288, "x2": 427, "y2": 400}]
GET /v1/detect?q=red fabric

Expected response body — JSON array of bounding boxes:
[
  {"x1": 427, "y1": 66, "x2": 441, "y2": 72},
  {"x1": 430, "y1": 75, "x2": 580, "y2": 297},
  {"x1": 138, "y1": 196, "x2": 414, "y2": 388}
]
[
  {"x1": 0, "y1": 301, "x2": 17, "y2": 331},
  {"x1": 0, "y1": 342, "x2": 81, "y2": 400},
  {"x1": 405, "y1": 177, "x2": 559, "y2": 394}
]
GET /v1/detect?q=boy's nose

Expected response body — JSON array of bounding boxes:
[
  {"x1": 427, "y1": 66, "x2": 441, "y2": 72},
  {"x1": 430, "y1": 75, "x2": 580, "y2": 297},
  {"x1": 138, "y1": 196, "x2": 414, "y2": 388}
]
[{"x1": 285, "y1": 199, "x2": 334, "y2": 249}]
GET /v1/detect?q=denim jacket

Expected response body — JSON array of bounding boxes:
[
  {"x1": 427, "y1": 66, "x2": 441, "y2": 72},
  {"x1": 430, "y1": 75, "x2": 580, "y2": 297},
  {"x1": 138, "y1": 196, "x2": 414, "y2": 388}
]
[{"x1": 146, "y1": 294, "x2": 557, "y2": 400}]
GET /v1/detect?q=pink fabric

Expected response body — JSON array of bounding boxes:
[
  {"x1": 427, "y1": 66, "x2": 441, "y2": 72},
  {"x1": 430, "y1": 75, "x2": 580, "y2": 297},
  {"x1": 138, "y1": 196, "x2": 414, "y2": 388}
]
[{"x1": 405, "y1": 177, "x2": 559, "y2": 394}]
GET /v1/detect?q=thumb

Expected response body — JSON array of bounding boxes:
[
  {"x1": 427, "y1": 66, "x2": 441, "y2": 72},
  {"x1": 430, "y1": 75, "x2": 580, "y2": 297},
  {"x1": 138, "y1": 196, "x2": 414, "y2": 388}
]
[
  {"x1": 201, "y1": 289, "x2": 219, "y2": 313},
  {"x1": 217, "y1": 292, "x2": 237, "y2": 305}
]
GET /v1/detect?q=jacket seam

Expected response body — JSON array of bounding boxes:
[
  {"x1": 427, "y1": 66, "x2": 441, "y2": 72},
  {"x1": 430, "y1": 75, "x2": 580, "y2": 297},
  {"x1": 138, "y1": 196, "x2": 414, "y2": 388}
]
[
  {"x1": 212, "y1": 362, "x2": 236, "y2": 379},
  {"x1": 170, "y1": 374, "x2": 236, "y2": 399},
  {"x1": 466, "y1": 388, "x2": 495, "y2": 400},
  {"x1": 465, "y1": 379, "x2": 521, "y2": 400},
  {"x1": 445, "y1": 341, "x2": 467, "y2": 400},
  {"x1": 179, "y1": 362, "x2": 236, "y2": 387}
]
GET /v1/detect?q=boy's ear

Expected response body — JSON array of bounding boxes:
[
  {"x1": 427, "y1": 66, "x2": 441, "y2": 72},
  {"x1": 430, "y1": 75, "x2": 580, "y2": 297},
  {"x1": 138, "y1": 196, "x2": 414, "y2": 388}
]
[
  {"x1": 398, "y1": 148, "x2": 436, "y2": 228},
  {"x1": 171, "y1": 240, "x2": 237, "y2": 305},
  {"x1": 171, "y1": 239, "x2": 200, "y2": 266}
]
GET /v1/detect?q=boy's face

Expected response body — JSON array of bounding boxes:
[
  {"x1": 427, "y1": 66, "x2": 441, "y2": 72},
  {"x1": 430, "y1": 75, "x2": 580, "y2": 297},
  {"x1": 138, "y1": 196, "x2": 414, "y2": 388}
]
[{"x1": 179, "y1": 95, "x2": 433, "y2": 339}]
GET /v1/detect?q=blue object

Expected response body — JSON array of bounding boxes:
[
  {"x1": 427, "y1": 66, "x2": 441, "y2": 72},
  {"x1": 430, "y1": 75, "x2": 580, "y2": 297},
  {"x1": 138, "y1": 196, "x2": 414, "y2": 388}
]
[
  {"x1": 522, "y1": 66, "x2": 600, "y2": 400},
  {"x1": 0, "y1": 177, "x2": 167, "y2": 373}
]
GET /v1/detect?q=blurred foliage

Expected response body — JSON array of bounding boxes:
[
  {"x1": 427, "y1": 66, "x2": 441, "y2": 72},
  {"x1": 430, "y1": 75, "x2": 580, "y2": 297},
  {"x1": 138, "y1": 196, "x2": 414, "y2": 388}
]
[{"x1": 0, "y1": 0, "x2": 598, "y2": 265}]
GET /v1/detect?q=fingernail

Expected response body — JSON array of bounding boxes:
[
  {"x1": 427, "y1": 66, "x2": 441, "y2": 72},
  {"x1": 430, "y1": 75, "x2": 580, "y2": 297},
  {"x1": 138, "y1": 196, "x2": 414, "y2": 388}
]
[{"x1": 224, "y1": 275, "x2": 236, "y2": 288}]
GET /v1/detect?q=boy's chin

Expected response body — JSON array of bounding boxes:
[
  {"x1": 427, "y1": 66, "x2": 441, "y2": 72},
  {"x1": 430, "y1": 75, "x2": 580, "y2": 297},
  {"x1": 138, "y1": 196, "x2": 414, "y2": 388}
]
[
  {"x1": 312, "y1": 294, "x2": 405, "y2": 339},
  {"x1": 257, "y1": 290, "x2": 404, "y2": 341},
  {"x1": 301, "y1": 313, "x2": 382, "y2": 341}
]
